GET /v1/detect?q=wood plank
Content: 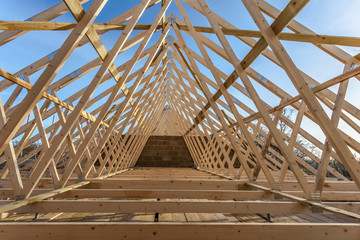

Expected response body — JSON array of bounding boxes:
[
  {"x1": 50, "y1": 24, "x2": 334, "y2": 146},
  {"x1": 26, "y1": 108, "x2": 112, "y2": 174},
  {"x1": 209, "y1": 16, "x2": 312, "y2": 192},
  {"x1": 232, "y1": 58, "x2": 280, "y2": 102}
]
[
  {"x1": 0, "y1": 223, "x2": 359, "y2": 240},
  {"x1": 1, "y1": 200, "x2": 313, "y2": 214},
  {"x1": 2, "y1": 21, "x2": 359, "y2": 46}
]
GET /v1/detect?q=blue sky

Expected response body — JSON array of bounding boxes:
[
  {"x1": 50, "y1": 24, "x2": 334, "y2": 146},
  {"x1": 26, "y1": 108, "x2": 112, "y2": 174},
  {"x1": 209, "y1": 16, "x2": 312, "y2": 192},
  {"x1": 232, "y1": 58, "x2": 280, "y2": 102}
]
[{"x1": 1, "y1": 0, "x2": 360, "y2": 148}]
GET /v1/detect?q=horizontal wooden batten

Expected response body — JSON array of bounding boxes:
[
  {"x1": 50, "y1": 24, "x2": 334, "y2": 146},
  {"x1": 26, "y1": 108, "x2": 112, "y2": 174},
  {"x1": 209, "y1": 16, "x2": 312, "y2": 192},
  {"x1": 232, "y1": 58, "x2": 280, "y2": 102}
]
[
  {"x1": 1, "y1": 21, "x2": 360, "y2": 46},
  {"x1": 55, "y1": 189, "x2": 273, "y2": 200},
  {"x1": 0, "y1": 199, "x2": 315, "y2": 214},
  {"x1": 1, "y1": 178, "x2": 358, "y2": 191},
  {"x1": 108, "y1": 176, "x2": 220, "y2": 179},
  {"x1": 1, "y1": 188, "x2": 360, "y2": 201},
  {"x1": 82, "y1": 179, "x2": 359, "y2": 191},
  {"x1": 0, "y1": 223, "x2": 359, "y2": 240},
  {"x1": 2, "y1": 199, "x2": 360, "y2": 214},
  {"x1": 82, "y1": 179, "x2": 240, "y2": 190},
  {"x1": 2, "y1": 178, "x2": 355, "y2": 191}
]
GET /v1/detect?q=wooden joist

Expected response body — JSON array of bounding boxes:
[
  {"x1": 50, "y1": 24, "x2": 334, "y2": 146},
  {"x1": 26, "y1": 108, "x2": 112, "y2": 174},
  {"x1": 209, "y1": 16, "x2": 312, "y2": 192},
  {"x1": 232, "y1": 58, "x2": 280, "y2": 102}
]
[
  {"x1": 247, "y1": 183, "x2": 360, "y2": 220},
  {"x1": 0, "y1": 223, "x2": 359, "y2": 240},
  {"x1": 3, "y1": 188, "x2": 359, "y2": 201},
  {"x1": 2, "y1": 199, "x2": 360, "y2": 215},
  {"x1": 0, "y1": 181, "x2": 89, "y2": 214}
]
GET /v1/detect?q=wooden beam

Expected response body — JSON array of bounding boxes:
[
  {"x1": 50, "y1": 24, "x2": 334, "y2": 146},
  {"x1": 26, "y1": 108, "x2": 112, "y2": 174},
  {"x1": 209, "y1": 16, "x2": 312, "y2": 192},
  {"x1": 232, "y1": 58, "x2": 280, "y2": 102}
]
[
  {"x1": 314, "y1": 63, "x2": 352, "y2": 193},
  {"x1": 0, "y1": 223, "x2": 359, "y2": 240},
  {"x1": 256, "y1": 0, "x2": 360, "y2": 65},
  {"x1": 32, "y1": 104, "x2": 60, "y2": 185},
  {"x1": 0, "y1": 199, "x2": 317, "y2": 214},
  {"x1": 0, "y1": 98, "x2": 23, "y2": 195},
  {"x1": 61, "y1": 189, "x2": 360, "y2": 202},
  {"x1": 3, "y1": 199, "x2": 360, "y2": 214},
  {"x1": 1, "y1": 188, "x2": 360, "y2": 201},
  {"x1": 81, "y1": 178, "x2": 242, "y2": 190},
  {"x1": 278, "y1": 101, "x2": 306, "y2": 182},
  {"x1": 2, "y1": 177, "x2": 356, "y2": 191},
  {"x1": 0, "y1": 21, "x2": 159, "y2": 31},
  {"x1": 0, "y1": 181, "x2": 89, "y2": 214},
  {"x1": 247, "y1": 183, "x2": 360, "y2": 220},
  {"x1": 2, "y1": 21, "x2": 360, "y2": 47},
  {"x1": 0, "y1": 0, "x2": 90, "y2": 46},
  {"x1": 178, "y1": 25, "x2": 360, "y2": 47}
]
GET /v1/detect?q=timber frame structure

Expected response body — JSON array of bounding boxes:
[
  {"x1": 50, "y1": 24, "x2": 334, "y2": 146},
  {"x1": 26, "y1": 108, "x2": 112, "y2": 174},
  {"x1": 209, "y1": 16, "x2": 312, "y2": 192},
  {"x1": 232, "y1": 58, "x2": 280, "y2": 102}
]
[{"x1": 0, "y1": 0, "x2": 360, "y2": 239}]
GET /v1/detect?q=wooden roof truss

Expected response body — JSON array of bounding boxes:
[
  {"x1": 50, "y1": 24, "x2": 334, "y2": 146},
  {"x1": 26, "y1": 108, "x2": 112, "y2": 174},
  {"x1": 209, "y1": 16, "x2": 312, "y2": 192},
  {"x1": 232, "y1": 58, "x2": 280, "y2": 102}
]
[{"x1": 0, "y1": 0, "x2": 360, "y2": 238}]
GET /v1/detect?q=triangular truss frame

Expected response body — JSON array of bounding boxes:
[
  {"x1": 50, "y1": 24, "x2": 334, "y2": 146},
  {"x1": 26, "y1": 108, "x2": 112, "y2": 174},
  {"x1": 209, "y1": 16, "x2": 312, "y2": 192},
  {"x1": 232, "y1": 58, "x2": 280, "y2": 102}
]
[{"x1": 1, "y1": 0, "x2": 360, "y2": 236}]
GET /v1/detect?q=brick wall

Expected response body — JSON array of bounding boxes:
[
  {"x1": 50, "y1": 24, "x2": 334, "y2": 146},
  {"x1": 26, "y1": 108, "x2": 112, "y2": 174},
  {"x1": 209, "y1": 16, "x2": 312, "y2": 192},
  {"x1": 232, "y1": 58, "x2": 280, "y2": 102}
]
[{"x1": 136, "y1": 136, "x2": 194, "y2": 167}]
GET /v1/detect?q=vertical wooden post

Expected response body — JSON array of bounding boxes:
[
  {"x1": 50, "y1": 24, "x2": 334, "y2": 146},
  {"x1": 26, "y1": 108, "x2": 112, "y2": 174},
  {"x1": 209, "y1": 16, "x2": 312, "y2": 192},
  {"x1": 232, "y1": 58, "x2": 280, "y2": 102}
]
[
  {"x1": 0, "y1": 97, "x2": 23, "y2": 196},
  {"x1": 314, "y1": 63, "x2": 352, "y2": 192}
]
